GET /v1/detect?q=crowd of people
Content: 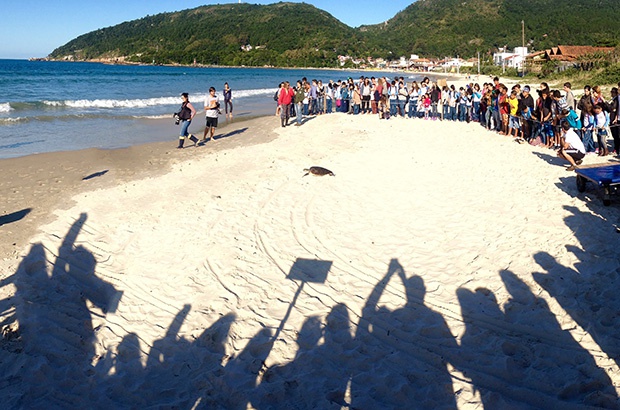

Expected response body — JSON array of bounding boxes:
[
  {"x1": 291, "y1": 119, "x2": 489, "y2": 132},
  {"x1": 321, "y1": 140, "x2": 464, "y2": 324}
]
[{"x1": 275, "y1": 75, "x2": 620, "y2": 170}]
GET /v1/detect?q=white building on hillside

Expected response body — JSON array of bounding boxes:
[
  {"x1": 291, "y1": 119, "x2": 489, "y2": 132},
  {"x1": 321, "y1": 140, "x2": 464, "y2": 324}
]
[{"x1": 493, "y1": 47, "x2": 528, "y2": 70}]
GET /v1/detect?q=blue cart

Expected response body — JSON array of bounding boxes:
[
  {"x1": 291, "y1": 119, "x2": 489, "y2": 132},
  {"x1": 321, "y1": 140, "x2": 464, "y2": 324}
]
[{"x1": 575, "y1": 163, "x2": 620, "y2": 206}]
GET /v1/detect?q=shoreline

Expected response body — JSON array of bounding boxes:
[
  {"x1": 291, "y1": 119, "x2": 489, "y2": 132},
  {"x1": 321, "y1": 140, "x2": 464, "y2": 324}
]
[
  {"x1": 0, "y1": 74, "x2": 520, "y2": 260},
  {"x1": 36, "y1": 58, "x2": 468, "y2": 78},
  {"x1": 0, "y1": 114, "x2": 279, "y2": 263}
]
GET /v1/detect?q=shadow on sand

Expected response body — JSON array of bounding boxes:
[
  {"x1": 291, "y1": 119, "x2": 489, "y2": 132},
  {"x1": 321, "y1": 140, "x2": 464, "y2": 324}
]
[
  {"x1": 0, "y1": 208, "x2": 32, "y2": 226},
  {"x1": 1, "y1": 214, "x2": 619, "y2": 408},
  {"x1": 532, "y1": 150, "x2": 569, "y2": 167}
]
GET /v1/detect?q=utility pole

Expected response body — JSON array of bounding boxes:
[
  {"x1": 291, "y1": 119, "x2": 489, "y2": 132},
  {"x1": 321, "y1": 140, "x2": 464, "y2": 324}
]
[
  {"x1": 522, "y1": 20, "x2": 526, "y2": 77},
  {"x1": 477, "y1": 51, "x2": 480, "y2": 78}
]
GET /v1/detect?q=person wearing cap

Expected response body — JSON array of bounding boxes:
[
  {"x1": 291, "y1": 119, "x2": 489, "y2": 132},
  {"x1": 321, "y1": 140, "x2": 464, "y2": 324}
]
[{"x1": 176, "y1": 93, "x2": 198, "y2": 149}]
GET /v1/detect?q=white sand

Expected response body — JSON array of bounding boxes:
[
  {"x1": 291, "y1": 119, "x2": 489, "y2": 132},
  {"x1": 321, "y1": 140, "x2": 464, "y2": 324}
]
[{"x1": 2, "y1": 111, "x2": 620, "y2": 409}]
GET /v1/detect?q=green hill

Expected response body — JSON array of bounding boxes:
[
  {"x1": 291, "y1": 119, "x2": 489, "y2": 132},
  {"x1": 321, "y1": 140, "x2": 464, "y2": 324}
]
[
  {"x1": 361, "y1": 0, "x2": 620, "y2": 58},
  {"x1": 49, "y1": 0, "x2": 620, "y2": 66},
  {"x1": 49, "y1": 2, "x2": 362, "y2": 67}
]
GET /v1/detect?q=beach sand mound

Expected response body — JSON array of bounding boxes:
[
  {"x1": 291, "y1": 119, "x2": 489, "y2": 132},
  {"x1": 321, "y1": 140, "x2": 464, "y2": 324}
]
[{"x1": 1, "y1": 113, "x2": 620, "y2": 409}]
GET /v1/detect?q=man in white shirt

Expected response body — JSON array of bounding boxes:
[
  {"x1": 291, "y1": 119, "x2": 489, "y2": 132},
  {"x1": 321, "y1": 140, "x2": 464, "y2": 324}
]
[
  {"x1": 202, "y1": 87, "x2": 220, "y2": 143},
  {"x1": 557, "y1": 120, "x2": 586, "y2": 171}
]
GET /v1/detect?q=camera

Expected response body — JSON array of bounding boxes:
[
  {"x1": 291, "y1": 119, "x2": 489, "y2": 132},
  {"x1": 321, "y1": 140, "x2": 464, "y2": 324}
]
[
  {"x1": 214, "y1": 102, "x2": 222, "y2": 115},
  {"x1": 173, "y1": 113, "x2": 180, "y2": 125}
]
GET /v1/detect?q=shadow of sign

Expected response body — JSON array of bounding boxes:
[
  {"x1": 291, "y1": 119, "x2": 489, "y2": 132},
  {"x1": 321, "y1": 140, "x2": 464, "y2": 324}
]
[{"x1": 273, "y1": 258, "x2": 332, "y2": 341}]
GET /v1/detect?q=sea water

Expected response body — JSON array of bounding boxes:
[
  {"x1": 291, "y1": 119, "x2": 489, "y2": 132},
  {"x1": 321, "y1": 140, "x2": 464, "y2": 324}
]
[{"x1": 0, "y1": 60, "x2": 403, "y2": 159}]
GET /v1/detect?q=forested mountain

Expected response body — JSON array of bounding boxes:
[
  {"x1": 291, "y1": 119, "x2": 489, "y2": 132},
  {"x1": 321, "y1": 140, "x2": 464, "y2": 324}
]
[
  {"x1": 361, "y1": 0, "x2": 620, "y2": 59},
  {"x1": 49, "y1": 2, "x2": 362, "y2": 67},
  {"x1": 49, "y1": 0, "x2": 620, "y2": 66}
]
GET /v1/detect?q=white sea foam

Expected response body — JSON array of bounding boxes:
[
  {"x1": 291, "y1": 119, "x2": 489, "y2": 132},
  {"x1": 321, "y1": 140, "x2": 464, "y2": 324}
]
[
  {"x1": 0, "y1": 103, "x2": 12, "y2": 112},
  {"x1": 228, "y1": 88, "x2": 274, "y2": 99},
  {"x1": 43, "y1": 88, "x2": 274, "y2": 110},
  {"x1": 0, "y1": 117, "x2": 25, "y2": 124},
  {"x1": 134, "y1": 114, "x2": 172, "y2": 120}
]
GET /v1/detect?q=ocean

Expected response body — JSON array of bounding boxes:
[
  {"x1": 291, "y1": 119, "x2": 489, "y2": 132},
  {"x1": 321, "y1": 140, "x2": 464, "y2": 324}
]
[{"x1": 0, "y1": 60, "x2": 407, "y2": 159}]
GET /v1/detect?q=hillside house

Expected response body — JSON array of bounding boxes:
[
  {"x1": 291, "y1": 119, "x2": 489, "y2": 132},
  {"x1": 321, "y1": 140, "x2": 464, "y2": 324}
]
[
  {"x1": 543, "y1": 45, "x2": 615, "y2": 70},
  {"x1": 493, "y1": 47, "x2": 528, "y2": 70}
]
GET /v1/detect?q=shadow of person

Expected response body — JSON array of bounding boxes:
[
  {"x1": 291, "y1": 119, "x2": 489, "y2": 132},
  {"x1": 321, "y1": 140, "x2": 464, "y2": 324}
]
[
  {"x1": 46, "y1": 214, "x2": 122, "y2": 362},
  {"x1": 252, "y1": 315, "x2": 323, "y2": 408},
  {"x1": 145, "y1": 304, "x2": 192, "y2": 371},
  {"x1": 352, "y1": 259, "x2": 458, "y2": 409},
  {"x1": 217, "y1": 127, "x2": 249, "y2": 140},
  {"x1": 502, "y1": 270, "x2": 617, "y2": 408},
  {"x1": 252, "y1": 304, "x2": 355, "y2": 409},
  {"x1": 98, "y1": 306, "x2": 236, "y2": 408},
  {"x1": 533, "y1": 252, "x2": 620, "y2": 403},
  {"x1": 0, "y1": 213, "x2": 123, "y2": 408},
  {"x1": 533, "y1": 205, "x2": 620, "y2": 368},
  {"x1": 215, "y1": 326, "x2": 275, "y2": 410},
  {"x1": 532, "y1": 151, "x2": 568, "y2": 167},
  {"x1": 456, "y1": 272, "x2": 618, "y2": 409},
  {"x1": 321, "y1": 303, "x2": 357, "y2": 407},
  {"x1": 100, "y1": 332, "x2": 146, "y2": 405}
]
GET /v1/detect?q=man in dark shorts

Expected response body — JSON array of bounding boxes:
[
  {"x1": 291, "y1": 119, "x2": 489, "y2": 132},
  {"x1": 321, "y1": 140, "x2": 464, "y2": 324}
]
[
  {"x1": 557, "y1": 121, "x2": 586, "y2": 171},
  {"x1": 202, "y1": 87, "x2": 219, "y2": 142}
]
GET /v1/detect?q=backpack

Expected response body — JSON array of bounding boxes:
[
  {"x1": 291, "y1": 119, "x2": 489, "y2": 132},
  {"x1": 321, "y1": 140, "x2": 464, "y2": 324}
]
[
  {"x1": 565, "y1": 109, "x2": 582, "y2": 129},
  {"x1": 178, "y1": 102, "x2": 192, "y2": 120},
  {"x1": 274, "y1": 90, "x2": 279, "y2": 102}
]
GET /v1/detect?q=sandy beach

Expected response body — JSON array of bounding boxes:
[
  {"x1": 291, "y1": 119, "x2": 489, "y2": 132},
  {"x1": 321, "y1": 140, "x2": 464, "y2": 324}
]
[{"x1": 2, "y1": 92, "x2": 620, "y2": 408}]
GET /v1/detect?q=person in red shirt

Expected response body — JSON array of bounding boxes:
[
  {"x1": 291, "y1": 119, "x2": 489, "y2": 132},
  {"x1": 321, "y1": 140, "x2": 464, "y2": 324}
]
[
  {"x1": 493, "y1": 76, "x2": 501, "y2": 90},
  {"x1": 277, "y1": 81, "x2": 295, "y2": 127}
]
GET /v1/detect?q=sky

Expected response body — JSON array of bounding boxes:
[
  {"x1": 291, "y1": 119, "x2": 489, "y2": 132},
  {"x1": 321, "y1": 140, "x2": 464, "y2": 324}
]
[{"x1": 0, "y1": 0, "x2": 416, "y2": 59}]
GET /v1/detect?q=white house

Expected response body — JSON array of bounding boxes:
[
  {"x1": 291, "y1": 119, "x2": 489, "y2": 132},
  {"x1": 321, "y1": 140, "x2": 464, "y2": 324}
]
[{"x1": 493, "y1": 47, "x2": 528, "y2": 69}]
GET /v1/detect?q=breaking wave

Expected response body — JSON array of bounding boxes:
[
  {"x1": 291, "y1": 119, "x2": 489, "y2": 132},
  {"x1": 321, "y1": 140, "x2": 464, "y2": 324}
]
[{"x1": 41, "y1": 88, "x2": 274, "y2": 110}]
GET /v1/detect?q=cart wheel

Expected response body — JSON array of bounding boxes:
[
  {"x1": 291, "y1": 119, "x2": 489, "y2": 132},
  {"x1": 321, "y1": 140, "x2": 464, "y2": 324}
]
[
  {"x1": 576, "y1": 175, "x2": 586, "y2": 193},
  {"x1": 604, "y1": 186, "x2": 612, "y2": 206}
]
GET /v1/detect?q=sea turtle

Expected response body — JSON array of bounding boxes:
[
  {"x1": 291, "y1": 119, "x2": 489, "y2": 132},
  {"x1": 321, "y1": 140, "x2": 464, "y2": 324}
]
[{"x1": 303, "y1": 166, "x2": 335, "y2": 177}]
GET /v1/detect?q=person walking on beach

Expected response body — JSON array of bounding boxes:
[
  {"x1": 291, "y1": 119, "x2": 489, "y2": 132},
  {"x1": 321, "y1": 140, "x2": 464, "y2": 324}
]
[
  {"x1": 223, "y1": 82, "x2": 233, "y2": 119},
  {"x1": 176, "y1": 93, "x2": 198, "y2": 149},
  {"x1": 202, "y1": 87, "x2": 220, "y2": 143}
]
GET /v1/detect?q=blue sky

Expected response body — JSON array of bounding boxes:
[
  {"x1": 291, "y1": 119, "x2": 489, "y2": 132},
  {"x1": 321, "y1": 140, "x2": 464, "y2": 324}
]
[{"x1": 0, "y1": 1, "x2": 415, "y2": 59}]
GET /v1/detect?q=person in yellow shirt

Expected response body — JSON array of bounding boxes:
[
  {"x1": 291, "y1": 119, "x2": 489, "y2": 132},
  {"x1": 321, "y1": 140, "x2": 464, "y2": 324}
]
[{"x1": 507, "y1": 90, "x2": 521, "y2": 140}]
